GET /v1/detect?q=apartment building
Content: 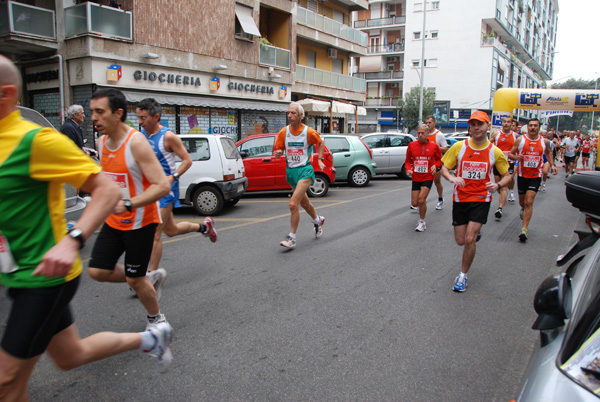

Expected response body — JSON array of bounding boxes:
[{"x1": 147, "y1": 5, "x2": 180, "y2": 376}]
[
  {"x1": 353, "y1": 0, "x2": 558, "y2": 133},
  {"x1": 0, "y1": 0, "x2": 368, "y2": 142}
]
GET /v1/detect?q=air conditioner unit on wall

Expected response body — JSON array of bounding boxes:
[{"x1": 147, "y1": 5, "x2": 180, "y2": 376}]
[
  {"x1": 390, "y1": 83, "x2": 398, "y2": 88},
  {"x1": 327, "y1": 48, "x2": 338, "y2": 58}
]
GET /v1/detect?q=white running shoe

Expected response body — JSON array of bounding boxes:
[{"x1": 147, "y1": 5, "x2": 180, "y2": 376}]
[
  {"x1": 410, "y1": 205, "x2": 419, "y2": 212},
  {"x1": 541, "y1": 182, "x2": 547, "y2": 192},
  {"x1": 313, "y1": 216, "x2": 325, "y2": 238},
  {"x1": 436, "y1": 199, "x2": 443, "y2": 210},
  {"x1": 519, "y1": 207, "x2": 524, "y2": 220},
  {"x1": 415, "y1": 220, "x2": 426, "y2": 232},
  {"x1": 146, "y1": 313, "x2": 168, "y2": 331},
  {"x1": 508, "y1": 192, "x2": 515, "y2": 202},
  {"x1": 148, "y1": 268, "x2": 167, "y2": 301},
  {"x1": 146, "y1": 322, "x2": 173, "y2": 373},
  {"x1": 280, "y1": 235, "x2": 296, "y2": 249}
]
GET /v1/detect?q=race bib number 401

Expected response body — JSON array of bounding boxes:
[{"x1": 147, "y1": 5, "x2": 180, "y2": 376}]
[{"x1": 461, "y1": 161, "x2": 488, "y2": 180}]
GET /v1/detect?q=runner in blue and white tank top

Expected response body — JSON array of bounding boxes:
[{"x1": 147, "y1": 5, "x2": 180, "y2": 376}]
[{"x1": 136, "y1": 98, "x2": 218, "y2": 280}]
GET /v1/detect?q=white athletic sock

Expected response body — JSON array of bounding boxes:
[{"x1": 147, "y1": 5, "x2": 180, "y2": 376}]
[
  {"x1": 288, "y1": 232, "x2": 296, "y2": 239},
  {"x1": 139, "y1": 330, "x2": 156, "y2": 351},
  {"x1": 313, "y1": 216, "x2": 322, "y2": 224},
  {"x1": 458, "y1": 273, "x2": 466, "y2": 282}
]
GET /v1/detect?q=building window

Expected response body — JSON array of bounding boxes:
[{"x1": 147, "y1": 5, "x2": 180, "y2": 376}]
[
  {"x1": 427, "y1": 58, "x2": 438, "y2": 67},
  {"x1": 430, "y1": 30, "x2": 439, "y2": 39},
  {"x1": 413, "y1": 31, "x2": 421, "y2": 40},
  {"x1": 235, "y1": 3, "x2": 260, "y2": 41},
  {"x1": 431, "y1": 1, "x2": 440, "y2": 10},
  {"x1": 412, "y1": 59, "x2": 420, "y2": 67},
  {"x1": 414, "y1": 2, "x2": 423, "y2": 12}
]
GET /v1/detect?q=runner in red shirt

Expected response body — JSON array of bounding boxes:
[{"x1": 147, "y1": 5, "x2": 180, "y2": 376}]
[
  {"x1": 405, "y1": 124, "x2": 442, "y2": 232},
  {"x1": 581, "y1": 134, "x2": 592, "y2": 169}
]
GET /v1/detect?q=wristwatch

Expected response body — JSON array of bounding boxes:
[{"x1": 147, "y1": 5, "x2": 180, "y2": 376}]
[
  {"x1": 172, "y1": 172, "x2": 180, "y2": 181},
  {"x1": 318, "y1": 157, "x2": 324, "y2": 161},
  {"x1": 123, "y1": 199, "x2": 133, "y2": 212},
  {"x1": 67, "y1": 228, "x2": 85, "y2": 249},
  {"x1": 497, "y1": 182, "x2": 502, "y2": 190}
]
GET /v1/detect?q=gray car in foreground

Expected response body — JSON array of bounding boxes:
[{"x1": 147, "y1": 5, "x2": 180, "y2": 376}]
[
  {"x1": 321, "y1": 134, "x2": 376, "y2": 187},
  {"x1": 360, "y1": 132, "x2": 415, "y2": 179},
  {"x1": 515, "y1": 171, "x2": 600, "y2": 401}
]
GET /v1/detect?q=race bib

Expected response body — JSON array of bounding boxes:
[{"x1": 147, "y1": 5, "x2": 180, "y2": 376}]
[
  {"x1": 286, "y1": 148, "x2": 305, "y2": 164},
  {"x1": 502, "y1": 151, "x2": 510, "y2": 158},
  {"x1": 0, "y1": 231, "x2": 18, "y2": 274},
  {"x1": 461, "y1": 161, "x2": 488, "y2": 180},
  {"x1": 523, "y1": 155, "x2": 540, "y2": 168},
  {"x1": 105, "y1": 172, "x2": 130, "y2": 199},
  {"x1": 414, "y1": 159, "x2": 429, "y2": 173}
]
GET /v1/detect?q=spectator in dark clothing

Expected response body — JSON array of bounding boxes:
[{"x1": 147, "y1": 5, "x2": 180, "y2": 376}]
[{"x1": 60, "y1": 105, "x2": 85, "y2": 149}]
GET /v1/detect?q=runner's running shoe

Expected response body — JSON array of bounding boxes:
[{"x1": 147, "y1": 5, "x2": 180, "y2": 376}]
[
  {"x1": 452, "y1": 275, "x2": 468, "y2": 292},
  {"x1": 202, "y1": 217, "x2": 218, "y2": 243},
  {"x1": 148, "y1": 268, "x2": 167, "y2": 301},
  {"x1": 519, "y1": 228, "x2": 528, "y2": 242},
  {"x1": 519, "y1": 207, "x2": 524, "y2": 220},
  {"x1": 436, "y1": 199, "x2": 443, "y2": 210},
  {"x1": 280, "y1": 235, "x2": 296, "y2": 249},
  {"x1": 508, "y1": 192, "x2": 515, "y2": 202},
  {"x1": 494, "y1": 208, "x2": 503, "y2": 220},
  {"x1": 541, "y1": 182, "x2": 547, "y2": 192},
  {"x1": 146, "y1": 322, "x2": 173, "y2": 373},
  {"x1": 146, "y1": 313, "x2": 168, "y2": 331},
  {"x1": 314, "y1": 216, "x2": 325, "y2": 238},
  {"x1": 410, "y1": 205, "x2": 419, "y2": 212},
  {"x1": 415, "y1": 220, "x2": 426, "y2": 232}
]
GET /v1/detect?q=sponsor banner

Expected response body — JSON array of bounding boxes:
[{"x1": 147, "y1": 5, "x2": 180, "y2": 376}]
[
  {"x1": 517, "y1": 89, "x2": 600, "y2": 111},
  {"x1": 539, "y1": 110, "x2": 574, "y2": 118}
]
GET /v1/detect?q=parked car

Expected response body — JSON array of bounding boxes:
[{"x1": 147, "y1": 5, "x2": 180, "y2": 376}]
[
  {"x1": 360, "y1": 132, "x2": 416, "y2": 179},
  {"x1": 236, "y1": 133, "x2": 336, "y2": 197},
  {"x1": 17, "y1": 106, "x2": 87, "y2": 222},
  {"x1": 176, "y1": 134, "x2": 247, "y2": 216},
  {"x1": 321, "y1": 134, "x2": 376, "y2": 187},
  {"x1": 513, "y1": 171, "x2": 600, "y2": 401}
]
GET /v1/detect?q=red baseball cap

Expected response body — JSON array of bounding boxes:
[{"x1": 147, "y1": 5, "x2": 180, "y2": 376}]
[{"x1": 468, "y1": 110, "x2": 490, "y2": 124}]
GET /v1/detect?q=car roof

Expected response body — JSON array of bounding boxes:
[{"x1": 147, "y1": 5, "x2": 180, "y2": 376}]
[
  {"x1": 18, "y1": 106, "x2": 55, "y2": 128},
  {"x1": 179, "y1": 134, "x2": 236, "y2": 139}
]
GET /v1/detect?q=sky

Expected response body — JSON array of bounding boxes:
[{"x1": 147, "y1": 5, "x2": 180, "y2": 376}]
[{"x1": 549, "y1": 0, "x2": 600, "y2": 85}]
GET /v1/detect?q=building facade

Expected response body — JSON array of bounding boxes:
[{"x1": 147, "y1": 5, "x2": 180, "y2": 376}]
[
  {"x1": 353, "y1": 0, "x2": 558, "y2": 132},
  {"x1": 1, "y1": 0, "x2": 369, "y2": 143}
]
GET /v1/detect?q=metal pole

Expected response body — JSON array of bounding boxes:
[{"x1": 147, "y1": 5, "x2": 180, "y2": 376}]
[
  {"x1": 418, "y1": 0, "x2": 427, "y2": 123},
  {"x1": 556, "y1": 115, "x2": 559, "y2": 132},
  {"x1": 591, "y1": 76, "x2": 598, "y2": 134}
]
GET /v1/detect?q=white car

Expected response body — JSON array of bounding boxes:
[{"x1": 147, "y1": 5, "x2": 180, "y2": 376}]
[
  {"x1": 360, "y1": 132, "x2": 416, "y2": 178},
  {"x1": 176, "y1": 134, "x2": 247, "y2": 216}
]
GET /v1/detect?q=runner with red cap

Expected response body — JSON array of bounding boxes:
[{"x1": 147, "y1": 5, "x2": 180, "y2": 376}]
[{"x1": 441, "y1": 110, "x2": 511, "y2": 292}]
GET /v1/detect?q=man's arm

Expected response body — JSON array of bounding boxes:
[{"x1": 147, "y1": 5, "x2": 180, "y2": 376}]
[
  {"x1": 405, "y1": 144, "x2": 413, "y2": 176},
  {"x1": 33, "y1": 172, "x2": 120, "y2": 277},
  {"x1": 545, "y1": 138, "x2": 558, "y2": 175},
  {"x1": 441, "y1": 165, "x2": 465, "y2": 187},
  {"x1": 316, "y1": 139, "x2": 325, "y2": 171},
  {"x1": 273, "y1": 130, "x2": 285, "y2": 157},
  {"x1": 165, "y1": 131, "x2": 192, "y2": 177},
  {"x1": 112, "y1": 134, "x2": 170, "y2": 215},
  {"x1": 508, "y1": 137, "x2": 523, "y2": 161},
  {"x1": 437, "y1": 133, "x2": 448, "y2": 153}
]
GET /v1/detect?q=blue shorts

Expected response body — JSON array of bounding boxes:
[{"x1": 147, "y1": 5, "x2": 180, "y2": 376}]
[
  {"x1": 160, "y1": 180, "x2": 181, "y2": 208},
  {"x1": 286, "y1": 164, "x2": 315, "y2": 189}
]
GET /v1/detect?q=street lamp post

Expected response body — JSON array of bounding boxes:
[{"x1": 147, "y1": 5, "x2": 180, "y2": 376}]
[
  {"x1": 591, "y1": 72, "x2": 598, "y2": 134},
  {"x1": 418, "y1": 0, "x2": 427, "y2": 123}
]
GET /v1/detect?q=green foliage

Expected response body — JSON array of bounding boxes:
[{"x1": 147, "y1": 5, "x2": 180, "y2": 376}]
[
  {"x1": 549, "y1": 78, "x2": 600, "y2": 133},
  {"x1": 398, "y1": 87, "x2": 435, "y2": 131}
]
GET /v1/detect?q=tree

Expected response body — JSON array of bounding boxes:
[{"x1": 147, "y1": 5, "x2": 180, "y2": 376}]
[
  {"x1": 547, "y1": 78, "x2": 600, "y2": 134},
  {"x1": 398, "y1": 87, "x2": 435, "y2": 132}
]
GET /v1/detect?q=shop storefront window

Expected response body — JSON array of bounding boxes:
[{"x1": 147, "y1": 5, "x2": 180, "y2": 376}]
[
  {"x1": 209, "y1": 108, "x2": 238, "y2": 139},
  {"x1": 240, "y1": 110, "x2": 286, "y2": 139},
  {"x1": 180, "y1": 106, "x2": 210, "y2": 135}
]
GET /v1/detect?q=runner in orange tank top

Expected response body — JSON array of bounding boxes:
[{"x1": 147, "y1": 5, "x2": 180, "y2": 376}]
[
  {"x1": 425, "y1": 115, "x2": 449, "y2": 210},
  {"x1": 87, "y1": 89, "x2": 172, "y2": 331},
  {"x1": 509, "y1": 118, "x2": 557, "y2": 242},
  {"x1": 490, "y1": 115, "x2": 518, "y2": 220}
]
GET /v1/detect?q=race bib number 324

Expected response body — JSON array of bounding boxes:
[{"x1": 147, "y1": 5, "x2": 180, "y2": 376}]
[{"x1": 461, "y1": 161, "x2": 488, "y2": 180}]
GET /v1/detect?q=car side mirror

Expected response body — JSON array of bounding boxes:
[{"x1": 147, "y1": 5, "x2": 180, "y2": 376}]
[
  {"x1": 532, "y1": 273, "x2": 572, "y2": 332},
  {"x1": 239, "y1": 150, "x2": 248, "y2": 158}
]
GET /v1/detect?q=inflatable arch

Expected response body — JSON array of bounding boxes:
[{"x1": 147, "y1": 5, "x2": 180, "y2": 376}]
[{"x1": 492, "y1": 88, "x2": 600, "y2": 169}]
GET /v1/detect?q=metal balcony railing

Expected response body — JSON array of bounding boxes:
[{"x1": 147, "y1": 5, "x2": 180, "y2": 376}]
[
  {"x1": 363, "y1": 98, "x2": 401, "y2": 107},
  {"x1": 0, "y1": 1, "x2": 55, "y2": 40},
  {"x1": 297, "y1": 7, "x2": 367, "y2": 47},
  {"x1": 259, "y1": 44, "x2": 291, "y2": 69},
  {"x1": 296, "y1": 65, "x2": 366, "y2": 92},
  {"x1": 65, "y1": 2, "x2": 132, "y2": 40},
  {"x1": 353, "y1": 15, "x2": 406, "y2": 28},
  {"x1": 367, "y1": 43, "x2": 404, "y2": 54},
  {"x1": 354, "y1": 71, "x2": 404, "y2": 80}
]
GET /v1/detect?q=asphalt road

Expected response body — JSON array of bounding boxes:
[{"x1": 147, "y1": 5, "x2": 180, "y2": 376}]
[{"x1": 1, "y1": 173, "x2": 585, "y2": 401}]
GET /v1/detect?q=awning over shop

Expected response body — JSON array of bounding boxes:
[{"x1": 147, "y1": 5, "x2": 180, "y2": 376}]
[
  {"x1": 235, "y1": 3, "x2": 261, "y2": 37},
  {"x1": 297, "y1": 99, "x2": 366, "y2": 117},
  {"x1": 332, "y1": 100, "x2": 366, "y2": 116},
  {"x1": 121, "y1": 90, "x2": 288, "y2": 112},
  {"x1": 297, "y1": 99, "x2": 331, "y2": 113},
  {"x1": 358, "y1": 56, "x2": 382, "y2": 73}
]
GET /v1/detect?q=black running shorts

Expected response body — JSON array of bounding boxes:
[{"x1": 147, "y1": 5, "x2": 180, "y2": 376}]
[
  {"x1": 517, "y1": 176, "x2": 542, "y2": 194},
  {"x1": 1, "y1": 276, "x2": 79, "y2": 359},
  {"x1": 412, "y1": 180, "x2": 433, "y2": 191},
  {"x1": 452, "y1": 202, "x2": 491, "y2": 226}
]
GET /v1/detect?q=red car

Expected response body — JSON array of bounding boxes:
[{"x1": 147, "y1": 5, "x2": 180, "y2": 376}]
[{"x1": 236, "y1": 133, "x2": 336, "y2": 197}]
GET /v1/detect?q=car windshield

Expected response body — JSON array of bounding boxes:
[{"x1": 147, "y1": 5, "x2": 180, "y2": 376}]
[{"x1": 558, "y1": 252, "x2": 600, "y2": 393}]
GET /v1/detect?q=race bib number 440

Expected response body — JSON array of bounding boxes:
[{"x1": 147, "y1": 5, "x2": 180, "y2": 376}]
[
  {"x1": 461, "y1": 161, "x2": 488, "y2": 180},
  {"x1": 286, "y1": 148, "x2": 305, "y2": 163}
]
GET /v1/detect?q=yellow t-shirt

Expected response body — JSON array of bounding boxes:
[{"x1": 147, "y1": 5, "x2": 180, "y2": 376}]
[{"x1": 442, "y1": 139, "x2": 509, "y2": 176}]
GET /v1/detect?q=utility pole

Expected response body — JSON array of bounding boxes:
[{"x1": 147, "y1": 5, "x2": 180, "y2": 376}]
[{"x1": 418, "y1": 0, "x2": 427, "y2": 123}]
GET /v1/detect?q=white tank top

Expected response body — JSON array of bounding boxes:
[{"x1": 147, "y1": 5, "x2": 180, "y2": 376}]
[{"x1": 285, "y1": 125, "x2": 311, "y2": 168}]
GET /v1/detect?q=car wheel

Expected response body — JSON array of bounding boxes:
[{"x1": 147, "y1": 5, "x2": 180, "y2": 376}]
[
  {"x1": 225, "y1": 197, "x2": 241, "y2": 207},
  {"x1": 192, "y1": 186, "x2": 224, "y2": 216},
  {"x1": 399, "y1": 165, "x2": 410, "y2": 180},
  {"x1": 307, "y1": 174, "x2": 329, "y2": 197},
  {"x1": 349, "y1": 166, "x2": 371, "y2": 187}
]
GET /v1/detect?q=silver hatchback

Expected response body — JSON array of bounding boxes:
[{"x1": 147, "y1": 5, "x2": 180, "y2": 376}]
[{"x1": 360, "y1": 132, "x2": 415, "y2": 179}]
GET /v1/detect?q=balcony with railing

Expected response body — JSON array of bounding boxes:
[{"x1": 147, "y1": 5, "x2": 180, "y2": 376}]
[
  {"x1": 353, "y1": 15, "x2": 406, "y2": 29},
  {"x1": 64, "y1": 2, "x2": 132, "y2": 41},
  {"x1": 354, "y1": 71, "x2": 404, "y2": 80},
  {"x1": 0, "y1": 1, "x2": 56, "y2": 40},
  {"x1": 297, "y1": 6, "x2": 367, "y2": 47},
  {"x1": 362, "y1": 97, "x2": 401, "y2": 107},
  {"x1": 259, "y1": 44, "x2": 290, "y2": 69},
  {"x1": 367, "y1": 43, "x2": 404, "y2": 55},
  {"x1": 296, "y1": 65, "x2": 366, "y2": 92}
]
